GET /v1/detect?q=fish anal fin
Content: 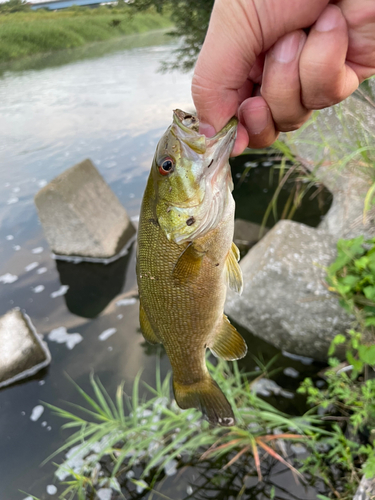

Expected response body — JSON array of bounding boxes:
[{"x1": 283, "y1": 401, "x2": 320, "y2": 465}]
[
  {"x1": 173, "y1": 375, "x2": 235, "y2": 426},
  {"x1": 139, "y1": 302, "x2": 161, "y2": 345},
  {"x1": 225, "y1": 242, "x2": 243, "y2": 294},
  {"x1": 173, "y1": 243, "x2": 205, "y2": 282},
  {"x1": 209, "y1": 315, "x2": 247, "y2": 361}
]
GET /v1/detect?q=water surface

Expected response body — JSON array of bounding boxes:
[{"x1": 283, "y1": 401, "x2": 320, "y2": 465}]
[
  {"x1": 0, "y1": 32, "x2": 327, "y2": 500},
  {"x1": 0, "y1": 31, "x2": 194, "y2": 499}
]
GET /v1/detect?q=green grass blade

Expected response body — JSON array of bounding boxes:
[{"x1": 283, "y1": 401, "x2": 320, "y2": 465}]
[{"x1": 89, "y1": 373, "x2": 114, "y2": 419}]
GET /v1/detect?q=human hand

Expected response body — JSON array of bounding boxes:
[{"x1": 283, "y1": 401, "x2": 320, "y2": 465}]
[{"x1": 192, "y1": 0, "x2": 375, "y2": 155}]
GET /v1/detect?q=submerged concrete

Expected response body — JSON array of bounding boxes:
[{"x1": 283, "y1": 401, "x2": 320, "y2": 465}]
[
  {"x1": 35, "y1": 159, "x2": 136, "y2": 260},
  {"x1": 0, "y1": 308, "x2": 51, "y2": 388}
]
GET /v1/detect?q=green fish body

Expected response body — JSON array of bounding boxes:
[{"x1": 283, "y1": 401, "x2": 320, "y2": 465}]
[{"x1": 136, "y1": 110, "x2": 247, "y2": 426}]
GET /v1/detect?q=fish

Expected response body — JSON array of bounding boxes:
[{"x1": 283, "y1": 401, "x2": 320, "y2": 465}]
[{"x1": 136, "y1": 109, "x2": 247, "y2": 426}]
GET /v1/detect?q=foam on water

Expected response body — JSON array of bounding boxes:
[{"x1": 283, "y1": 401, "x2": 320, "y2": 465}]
[
  {"x1": 50, "y1": 285, "x2": 69, "y2": 298},
  {"x1": 0, "y1": 273, "x2": 18, "y2": 284},
  {"x1": 30, "y1": 405, "x2": 44, "y2": 422},
  {"x1": 31, "y1": 247, "x2": 44, "y2": 254},
  {"x1": 25, "y1": 262, "x2": 39, "y2": 272},
  {"x1": 48, "y1": 327, "x2": 83, "y2": 350},
  {"x1": 99, "y1": 328, "x2": 117, "y2": 341}
]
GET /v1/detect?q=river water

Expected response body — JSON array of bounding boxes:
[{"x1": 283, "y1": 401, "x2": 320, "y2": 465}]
[{"x1": 0, "y1": 32, "x2": 326, "y2": 500}]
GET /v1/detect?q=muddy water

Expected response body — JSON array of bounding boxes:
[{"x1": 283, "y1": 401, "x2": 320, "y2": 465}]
[{"x1": 0, "y1": 32, "x2": 327, "y2": 500}]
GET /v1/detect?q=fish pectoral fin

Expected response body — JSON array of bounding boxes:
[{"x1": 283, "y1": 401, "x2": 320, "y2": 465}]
[
  {"x1": 224, "y1": 242, "x2": 243, "y2": 294},
  {"x1": 139, "y1": 302, "x2": 161, "y2": 345},
  {"x1": 209, "y1": 314, "x2": 247, "y2": 361},
  {"x1": 173, "y1": 242, "x2": 205, "y2": 282}
]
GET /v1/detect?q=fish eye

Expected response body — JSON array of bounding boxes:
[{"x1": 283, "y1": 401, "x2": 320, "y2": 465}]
[{"x1": 158, "y1": 157, "x2": 174, "y2": 176}]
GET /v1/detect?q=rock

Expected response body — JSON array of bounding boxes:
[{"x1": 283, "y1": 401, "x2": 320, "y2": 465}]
[
  {"x1": 353, "y1": 476, "x2": 375, "y2": 500},
  {"x1": 234, "y1": 219, "x2": 268, "y2": 253},
  {"x1": 226, "y1": 220, "x2": 351, "y2": 362},
  {"x1": 0, "y1": 308, "x2": 51, "y2": 388},
  {"x1": 317, "y1": 163, "x2": 375, "y2": 240},
  {"x1": 35, "y1": 159, "x2": 136, "y2": 260},
  {"x1": 285, "y1": 92, "x2": 375, "y2": 240}
]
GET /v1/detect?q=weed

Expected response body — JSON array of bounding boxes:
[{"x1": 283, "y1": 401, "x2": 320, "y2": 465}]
[
  {"x1": 42, "y1": 359, "x2": 328, "y2": 499},
  {"x1": 326, "y1": 235, "x2": 375, "y2": 333},
  {"x1": 298, "y1": 237, "x2": 375, "y2": 498}
]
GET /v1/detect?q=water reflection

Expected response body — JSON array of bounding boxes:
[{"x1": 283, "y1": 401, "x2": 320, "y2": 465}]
[
  {"x1": 55, "y1": 244, "x2": 133, "y2": 318},
  {"x1": 0, "y1": 30, "x2": 173, "y2": 77}
]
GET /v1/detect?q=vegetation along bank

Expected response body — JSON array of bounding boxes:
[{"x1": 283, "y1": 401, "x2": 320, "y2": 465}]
[{"x1": 0, "y1": 3, "x2": 172, "y2": 63}]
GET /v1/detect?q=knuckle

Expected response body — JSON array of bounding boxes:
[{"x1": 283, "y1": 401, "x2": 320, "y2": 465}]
[
  {"x1": 277, "y1": 116, "x2": 312, "y2": 133},
  {"x1": 273, "y1": 108, "x2": 312, "y2": 133},
  {"x1": 277, "y1": 122, "x2": 303, "y2": 133},
  {"x1": 302, "y1": 80, "x2": 348, "y2": 110}
]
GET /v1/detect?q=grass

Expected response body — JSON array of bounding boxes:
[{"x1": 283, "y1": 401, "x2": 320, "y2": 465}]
[
  {"x1": 41, "y1": 358, "x2": 330, "y2": 499},
  {"x1": 0, "y1": 6, "x2": 172, "y2": 63}
]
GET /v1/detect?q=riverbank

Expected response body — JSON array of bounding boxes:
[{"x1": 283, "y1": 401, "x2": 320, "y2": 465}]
[{"x1": 0, "y1": 7, "x2": 172, "y2": 63}]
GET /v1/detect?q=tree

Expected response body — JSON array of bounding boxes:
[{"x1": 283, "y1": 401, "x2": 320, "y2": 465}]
[
  {"x1": 0, "y1": 0, "x2": 31, "y2": 13},
  {"x1": 131, "y1": 0, "x2": 213, "y2": 71}
]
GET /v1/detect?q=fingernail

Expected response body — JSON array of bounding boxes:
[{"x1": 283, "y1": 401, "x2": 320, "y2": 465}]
[
  {"x1": 199, "y1": 122, "x2": 216, "y2": 137},
  {"x1": 315, "y1": 6, "x2": 340, "y2": 32},
  {"x1": 273, "y1": 32, "x2": 301, "y2": 63},
  {"x1": 243, "y1": 102, "x2": 269, "y2": 135}
]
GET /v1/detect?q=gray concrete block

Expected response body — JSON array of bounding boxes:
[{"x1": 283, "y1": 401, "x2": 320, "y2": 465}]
[
  {"x1": 0, "y1": 308, "x2": 51, "y2": 388},
  {"x1": 353, "y1": 476, "x2": 375, "y2": 500},
  {"x1": 317, "y1": 163, "x2": 375, "y2": 241},
  {"x1": 234, "y1": 219, "x2": 268, "y2": 253},
  {"x1": 35, "y1": 159, "x2": 136, "y2": 259},
  {"x1": 283, "y1": 92, "x2": 375, "y2": 241},
  {"x1": 226, "y1": 220, "x2": 351, "y2": 361}
]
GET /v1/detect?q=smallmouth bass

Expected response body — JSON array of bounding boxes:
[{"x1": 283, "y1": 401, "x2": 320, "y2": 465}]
[{"x1": 136, "y1": 109, "x2": 247, "y2": 426}]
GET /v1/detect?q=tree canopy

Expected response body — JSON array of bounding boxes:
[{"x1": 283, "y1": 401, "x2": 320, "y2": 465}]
[{"x1": 131, "y1": 0, "x2": 213, "y2": 71}]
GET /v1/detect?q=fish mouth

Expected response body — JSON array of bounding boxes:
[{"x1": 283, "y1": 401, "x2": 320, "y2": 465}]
[
  {"x1": 173, "y1": 109, "x2": 237, "y2": 144},
  {"x1": 172, "y1": 109, "x2": 238, "y2": 160},
  {"x1": 173, "y1": 109, "x2": 200, "y2": 133},
  {"x1": 207, "y1": 116, "x2": 238, "y2": 161},
  {"x1": 172, "y1": 109, "x2": 206, "y2": 154},
  {"x1": 172, "y1": 109, "x2": 237, "y2": 196}
]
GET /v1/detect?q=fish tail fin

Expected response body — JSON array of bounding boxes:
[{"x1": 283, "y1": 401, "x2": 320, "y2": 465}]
[{"x1": 173, "y1": 375, "x2": 235, "y2": 427}]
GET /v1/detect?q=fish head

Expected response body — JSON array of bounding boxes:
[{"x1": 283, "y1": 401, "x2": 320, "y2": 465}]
[{"x1": 152, "y1": 109, "x2": 237, "y2": 244}]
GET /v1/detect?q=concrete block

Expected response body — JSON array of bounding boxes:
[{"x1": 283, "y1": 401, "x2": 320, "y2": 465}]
[
  {"x1": 234, "y1": 219, "x2": 269, "y2": 253},
  {"x1": 0, "y1": 308, "x2": 51, "y2": 388},
  {"x1": 226, "y1": 220, "x2": 351, "y2": 361},
  {"x1": 354, "y1": 476, "x2": 375, "y2": 500},
  {"x1": 35, "y1": 159, "x2": 136, "y2": 260}
]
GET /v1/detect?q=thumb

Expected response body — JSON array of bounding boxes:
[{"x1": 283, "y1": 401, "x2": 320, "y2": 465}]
[{"x1": 192, "y1": 0, "x2": 330, "y2": 134}]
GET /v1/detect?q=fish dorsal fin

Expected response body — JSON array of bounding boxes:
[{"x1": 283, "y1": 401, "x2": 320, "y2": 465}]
[
  {"x1": 209, "y1": 314, "x2": 247, "y2": 361},
  {"x1": 139, "y1": 301, "x2": 161, "y2": 345},
  {"x1": 173, "y1": 243, "x2": 205, "y2": 282},
  {"x1": 224, "y1": 242, "x2": 243, "y2": 294}
]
